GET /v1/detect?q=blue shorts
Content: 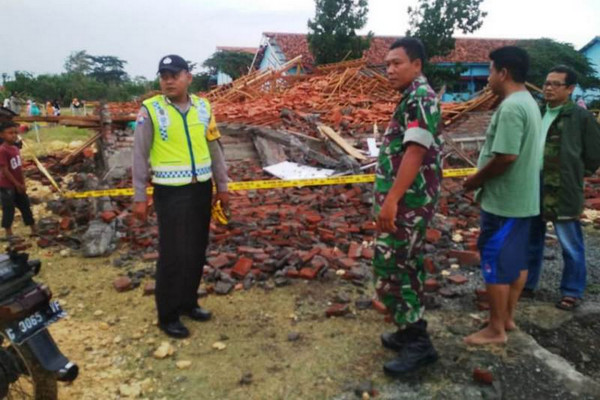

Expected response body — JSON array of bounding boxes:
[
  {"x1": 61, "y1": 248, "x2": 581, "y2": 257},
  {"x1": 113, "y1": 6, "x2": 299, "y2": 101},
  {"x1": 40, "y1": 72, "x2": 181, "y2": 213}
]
[{"x1": 478, "y1": 211, "x2": 532, "y2": 284}]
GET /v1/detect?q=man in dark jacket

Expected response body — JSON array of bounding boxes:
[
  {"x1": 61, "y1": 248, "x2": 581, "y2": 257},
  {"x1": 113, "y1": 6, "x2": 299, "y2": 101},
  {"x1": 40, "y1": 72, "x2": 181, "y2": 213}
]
[{"x1": 525, "y1": 65, "x2": 600, "y2": 310}]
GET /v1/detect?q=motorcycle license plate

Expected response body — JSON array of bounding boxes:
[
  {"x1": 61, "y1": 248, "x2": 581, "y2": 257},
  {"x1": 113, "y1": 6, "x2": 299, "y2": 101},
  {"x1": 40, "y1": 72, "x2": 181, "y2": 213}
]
[{"x1": 4, "y1": 301, "x2": 66, "y2": 345}]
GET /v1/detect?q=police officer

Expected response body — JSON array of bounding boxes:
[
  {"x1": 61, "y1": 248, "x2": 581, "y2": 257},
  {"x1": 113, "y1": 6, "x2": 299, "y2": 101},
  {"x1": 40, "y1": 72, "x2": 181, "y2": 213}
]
[{"x1": 133, "y1": 55, "x2": 229, "y2": 338}]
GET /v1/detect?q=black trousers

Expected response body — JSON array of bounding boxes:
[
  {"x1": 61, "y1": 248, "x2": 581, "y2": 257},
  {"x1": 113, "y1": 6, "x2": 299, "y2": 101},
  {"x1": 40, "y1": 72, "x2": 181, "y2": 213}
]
[
  {"x1": 0, "y1": 188, "x2": 35, "y2": 229},
  {"x1": 153, "y1": 181, "x2": 212, "y2": 324}
]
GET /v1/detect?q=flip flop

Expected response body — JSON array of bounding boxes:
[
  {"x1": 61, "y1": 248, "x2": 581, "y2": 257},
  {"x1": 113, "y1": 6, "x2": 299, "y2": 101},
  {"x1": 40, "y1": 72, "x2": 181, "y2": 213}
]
[{"x1": 555, "y1": 296, "x2": 581, "y2": 311}]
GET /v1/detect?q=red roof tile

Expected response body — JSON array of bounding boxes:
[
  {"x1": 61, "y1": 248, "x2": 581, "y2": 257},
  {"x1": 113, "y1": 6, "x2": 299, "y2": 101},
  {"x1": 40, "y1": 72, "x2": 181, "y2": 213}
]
[
  {"x1": 216, "y1": 46, "x2": 258, "y2": 55},
  {"x1": 262, "y1": 33, "x2": 518, "y2": 66},
  {"x1": 263, "y1": 32, "x2": 315, "y2": 65},
  {"x1": 432, "y1": 38, "x2": 518, "y2": 63}
]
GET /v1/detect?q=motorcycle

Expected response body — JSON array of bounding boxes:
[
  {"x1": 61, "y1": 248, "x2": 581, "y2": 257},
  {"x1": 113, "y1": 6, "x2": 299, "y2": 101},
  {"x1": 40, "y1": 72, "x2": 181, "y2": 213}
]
[{"x1": 0, "y1": 251, "x2": 78, "y2": 399}]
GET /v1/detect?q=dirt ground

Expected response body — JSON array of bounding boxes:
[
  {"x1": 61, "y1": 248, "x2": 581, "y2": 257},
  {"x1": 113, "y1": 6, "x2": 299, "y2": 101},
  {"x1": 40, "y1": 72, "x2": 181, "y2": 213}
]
[
  {"x1": 18, "y1": 214, "x2": 387, "y2": 400},
  {"x1": 6, "y1": 126, "x2": 600, "y2": 398},
  {"x1": 6, "y1": 211, "x2": 597, "y2": 400}
]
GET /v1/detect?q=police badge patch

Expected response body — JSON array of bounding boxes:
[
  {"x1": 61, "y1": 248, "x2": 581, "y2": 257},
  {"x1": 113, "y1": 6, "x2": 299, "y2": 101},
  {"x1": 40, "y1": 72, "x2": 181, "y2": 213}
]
[{"x1": 136, "y1": 108, "x2": 149, "y2": 126}]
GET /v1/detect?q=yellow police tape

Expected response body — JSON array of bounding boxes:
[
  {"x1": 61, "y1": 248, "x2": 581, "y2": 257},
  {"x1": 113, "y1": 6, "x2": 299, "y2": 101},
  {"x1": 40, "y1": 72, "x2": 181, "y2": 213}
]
[{"x1": 63, "y1": 168, "x2": 477, "y2": 199}]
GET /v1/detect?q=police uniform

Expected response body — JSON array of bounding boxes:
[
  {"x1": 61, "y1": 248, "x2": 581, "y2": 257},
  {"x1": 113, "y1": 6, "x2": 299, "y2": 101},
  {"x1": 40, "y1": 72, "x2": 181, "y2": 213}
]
[{"x1": 133, "y1": 56, "x2": 228, "y2": 329}]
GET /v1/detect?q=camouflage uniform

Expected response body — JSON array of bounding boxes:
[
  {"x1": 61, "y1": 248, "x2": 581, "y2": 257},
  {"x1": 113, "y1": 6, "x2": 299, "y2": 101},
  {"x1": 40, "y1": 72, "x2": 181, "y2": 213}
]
[
  {"x1": 541, "y1": 102, "x2": 600, "y2": 221},
  {"x1": 373, "y1": 75, "x2": 443, "y2": 328}
]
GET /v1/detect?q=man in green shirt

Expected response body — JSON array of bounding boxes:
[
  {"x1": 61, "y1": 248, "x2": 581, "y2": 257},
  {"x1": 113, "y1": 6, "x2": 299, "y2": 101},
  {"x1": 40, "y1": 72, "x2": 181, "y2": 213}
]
[
  {"x1": 463, "y1": 46, "x2": 541, "y2": 345},
  {"x1": 524, "y1": 65, "x2": 600, "y2": 310}
]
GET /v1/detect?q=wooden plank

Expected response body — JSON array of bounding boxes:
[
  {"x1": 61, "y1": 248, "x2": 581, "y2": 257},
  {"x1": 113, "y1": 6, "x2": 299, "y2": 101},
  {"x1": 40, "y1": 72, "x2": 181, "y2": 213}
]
[
  {"x1": 59, "y1": 132, "x2": 102, "y2": 165},
  {"x1": 317, "y1": 124, "x2": 367, "y2": 161},
  {"x1": 20, "y1": 138, "x2": 62, "y2": 193}
]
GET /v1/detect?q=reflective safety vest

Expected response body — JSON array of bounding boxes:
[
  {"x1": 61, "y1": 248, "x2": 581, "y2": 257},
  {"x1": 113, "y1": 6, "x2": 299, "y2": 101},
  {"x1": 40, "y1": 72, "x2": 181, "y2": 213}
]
[{"x1": 143, "y1": 94, "x2": 213, "y2": 185}]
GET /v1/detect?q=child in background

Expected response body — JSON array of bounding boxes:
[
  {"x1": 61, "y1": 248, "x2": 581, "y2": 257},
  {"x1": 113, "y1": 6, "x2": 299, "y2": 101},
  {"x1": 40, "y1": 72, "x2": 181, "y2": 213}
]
[{"x1": 0, "y1": 122, "x2": 36, "y2": 239}]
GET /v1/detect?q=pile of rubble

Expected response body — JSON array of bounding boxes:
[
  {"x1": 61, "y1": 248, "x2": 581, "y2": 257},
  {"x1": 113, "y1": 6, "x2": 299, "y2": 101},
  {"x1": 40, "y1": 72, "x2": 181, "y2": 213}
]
[
  {"x1": 205, "y1": 57, "x2": 500, "y2": 137},
  {"x1": 21, "y1": 154, "x2": 486, "y2": 299},
  {"x1": 11, "y1": 59, "x2": 600, "y2": 311}
]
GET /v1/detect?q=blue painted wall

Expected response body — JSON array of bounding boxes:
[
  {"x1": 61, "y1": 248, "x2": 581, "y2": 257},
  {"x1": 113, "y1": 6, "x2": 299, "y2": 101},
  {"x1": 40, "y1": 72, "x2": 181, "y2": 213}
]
[
  {"x1": 437, "y1": 62, "x2": 490, "y2": 102},
  {"x1": 259, "y1": 44, "x2": 287, "y2": 71},
  {"x1": 574, "y1": 39, "x2": 600, "y2": 103}
]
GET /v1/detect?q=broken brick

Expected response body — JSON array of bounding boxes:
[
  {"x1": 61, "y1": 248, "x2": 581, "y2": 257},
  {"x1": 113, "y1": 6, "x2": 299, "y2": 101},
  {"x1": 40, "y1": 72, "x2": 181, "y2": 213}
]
[
  {"x1": 447, "y1": 250, "x2": 480, "y2": 266},
  {"x1": 473, "y1": 368, "x2": 494, "y2": 385},
  {"x1": 286, "y1": 269, "x2": 300, "y2": 278},
  {"x1": 361, "y1": 221, "x2": 376, "y2": 231},
  {"x1": 347, "y1": 242, "x2": 361, "y2": 259},
  {"x1": 305, "y1": 214, "x2": 323, "y2": 224},
  {"x1": 337, "y1": 258, "x2": 357, "y2": 269},
  {"x1": 208, "y1": 254, "x2": 230, "y2": 269},
  {"x1": 232, "y1": 257, "x2": 253, "y2": 279},
  {"x1": 143, "y1": 281, "x2": 156, "y2": 296},
  {"x1": 585, "y1": 198, "x2": 600, "y2": 210},
  {"x1": 424, "y1": 278, "x2": 441, "y2": 292},
  {"x1": 372, "y1": 300, "x2": 387, "y2": 314},
  {"x1": 142, "y1": 252, "x2": 159, "y2": 262},
  {"x1": 466, "y1": 240, "x2": 478, "y2": 251},
  {"x1": 36, "y1": 238, "x2": 52, "y2": 248},
  {"x1": 238, "y1": 246, "x2": 263, "y2": 254},
  {"x1": 300, "y1": 248, "x2": 321, "y2": 263},
  {"x1": 426, "y1": 228, "x2": 442, "y2": 244},
  {"x1": 113, "y1": 276, "x2": 133, "y2": 292},
  {"x1": 325, "y1": 303, "x2": 350, "y2": 317},
  {"x1": 361, "y1": 247, "x2": 374, "y2": 259},
  {"x1": 311, "y1": 255, "x2": 328, "y2": 270},
  {"x1": 447, "y1": 274, "x2": 468, "y2": 285},
  {"x1": 299, "y1": 267, "x2": 320, "y2": 280},
  {"x1": 100, "y1": 210, "x2": 117, "y2": 223},
  {"x1": 424, "y1": 257, "x2": 436, "y2": 274},
  {"x1": 438, "y1": 288, "x2": 458, "y2": 298},
  {"x1": 59, "y1": 217, "x2": 72, "y2": 230}
]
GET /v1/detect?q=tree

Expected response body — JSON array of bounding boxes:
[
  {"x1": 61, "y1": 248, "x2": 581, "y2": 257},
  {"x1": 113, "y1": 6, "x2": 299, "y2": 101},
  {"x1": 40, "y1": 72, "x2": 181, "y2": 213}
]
[
  {"x1": 64, "y1": 50, "x2": 93, "y2": 75},
  {"x1": 88, "y1": 55, "x2": 129, "y2": 85},
  {"x1": 406, "y1": 0, "x2": 487, "y2": 90},
  {"x1": 190, "y1": 72, "x2": 212, "y2": 93},
  {"x1": 517, "y1": 38, "x2": 600, "y2": 90},
  {"x1": 203, "y1": 51, "x2": 254, "y2": 80},
  {"x1": 307, "y1": 0, "x2": 372, "y2": 65}
]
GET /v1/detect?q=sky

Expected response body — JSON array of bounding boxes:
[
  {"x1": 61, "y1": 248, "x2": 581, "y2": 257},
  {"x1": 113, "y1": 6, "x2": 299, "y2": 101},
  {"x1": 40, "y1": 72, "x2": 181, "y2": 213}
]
[{"x1": 1, "y1": 0, "x2": 599, "y2": 79}]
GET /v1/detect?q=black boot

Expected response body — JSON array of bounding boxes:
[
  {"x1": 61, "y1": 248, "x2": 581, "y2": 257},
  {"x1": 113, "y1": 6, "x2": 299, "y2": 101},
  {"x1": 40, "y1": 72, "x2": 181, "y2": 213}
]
[
  {"x1": 381, "y1": 320, "x2": 427, "y2": 351},
  {"x1": 383, "y1": 321, "x2": 438, "y2": 377},
  {"x1": 159, "y1": 319, "x2": 190, "y2": 339}
]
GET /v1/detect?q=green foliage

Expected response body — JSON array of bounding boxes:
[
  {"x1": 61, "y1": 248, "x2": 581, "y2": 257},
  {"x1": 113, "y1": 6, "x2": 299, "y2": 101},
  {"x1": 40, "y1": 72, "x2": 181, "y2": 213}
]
[
  {"x1": 406, "y1": 0, "x2": 487, "y2": 90},
  {"x1": 87, "y1": 55, "x2": 129, "y2": 85},
  {"x1": 517, "y1": 38, "x2": 600, "y2": 90},
  {"x1": 407, "y1": 0, "x2": 487, "y2": 58},
  {"x1": 3, "y1": 71, "x2": 152, "y2": 104},
  {"x1": 64, "y1": 50, "x2": 93, "y2": 75},
  {"x1": 190, "y1": 73, "x2": 212, "y2": 93},
  {"x1": 203, "y1": 51, "x2": 254, "y2": 80},
  {"x1": 2, "y1": 50, "x2": 152, "y2": 104},
  {"x1": 64, "y1": 51, "x2": 129, "y2": 85},
  {"x1": 307, "y1": 0, "x2": 372, "y2": 65}
]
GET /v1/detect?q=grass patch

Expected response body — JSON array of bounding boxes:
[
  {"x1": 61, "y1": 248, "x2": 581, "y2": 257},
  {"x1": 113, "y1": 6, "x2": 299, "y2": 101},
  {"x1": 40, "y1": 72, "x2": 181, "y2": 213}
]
[
  {"x1": 20, "y1": 124, "x2": 95, "y2": 158},
  {"x1": 588, "y1": 284, "x2": 600, "y2": 295}
]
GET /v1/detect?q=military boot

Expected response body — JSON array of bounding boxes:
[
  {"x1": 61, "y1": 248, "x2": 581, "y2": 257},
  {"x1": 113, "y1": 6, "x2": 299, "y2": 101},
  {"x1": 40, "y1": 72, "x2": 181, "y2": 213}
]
[
  {"x1": 380, "y1": 320, "x2": 428, "y2": 351},
  {"x1": 383, "y1": 321, "x2": 438, "y2": 377}
]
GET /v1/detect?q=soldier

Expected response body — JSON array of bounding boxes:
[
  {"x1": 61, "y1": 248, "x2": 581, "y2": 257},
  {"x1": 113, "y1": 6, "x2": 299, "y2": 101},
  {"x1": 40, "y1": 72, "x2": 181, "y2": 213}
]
[{"x1": 373, "y1": 38, "x2": 443, "y2": 376}]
